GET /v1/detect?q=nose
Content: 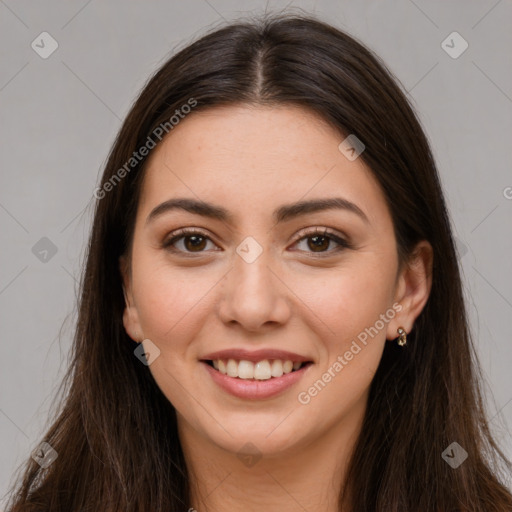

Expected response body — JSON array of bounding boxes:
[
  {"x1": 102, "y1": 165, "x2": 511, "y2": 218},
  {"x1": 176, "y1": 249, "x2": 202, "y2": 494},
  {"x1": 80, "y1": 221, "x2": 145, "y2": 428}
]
[{"x1": 217, "y1": 247, "x2": 292, "y2": 333}]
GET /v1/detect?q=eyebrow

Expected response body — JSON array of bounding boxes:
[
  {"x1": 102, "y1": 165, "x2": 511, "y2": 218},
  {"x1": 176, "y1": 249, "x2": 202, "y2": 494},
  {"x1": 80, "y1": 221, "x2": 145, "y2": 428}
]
[{"x1": 145, "y1": 197, "x2": 370, "y2": 226}]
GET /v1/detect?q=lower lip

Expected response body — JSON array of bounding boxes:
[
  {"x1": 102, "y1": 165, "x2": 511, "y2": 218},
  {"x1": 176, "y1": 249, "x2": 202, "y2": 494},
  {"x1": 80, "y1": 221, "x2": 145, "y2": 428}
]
[{"x1": 202, "y1": 362, "x2": 311, "y2": 400}]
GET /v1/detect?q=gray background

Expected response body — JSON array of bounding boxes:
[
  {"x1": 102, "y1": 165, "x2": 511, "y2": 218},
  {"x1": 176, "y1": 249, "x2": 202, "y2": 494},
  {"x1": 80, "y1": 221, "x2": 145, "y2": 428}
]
[{"x1": 1, "y1": 0, "x2": 511, "y2": 503}]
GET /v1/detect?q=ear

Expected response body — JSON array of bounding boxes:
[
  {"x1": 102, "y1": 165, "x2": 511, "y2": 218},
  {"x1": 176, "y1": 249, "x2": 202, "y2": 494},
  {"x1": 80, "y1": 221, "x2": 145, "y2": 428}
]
[
  {"x1": 386, "y1": 240, "x2": 433, "y2": 340},
  {"x1": 119, "y1": 254, "x2": 143, "y2": 343}
]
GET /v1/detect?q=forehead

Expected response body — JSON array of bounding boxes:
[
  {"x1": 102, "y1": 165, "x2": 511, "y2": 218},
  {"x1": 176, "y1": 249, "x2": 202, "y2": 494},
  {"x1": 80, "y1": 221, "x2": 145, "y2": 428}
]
[{"x1": 138, "y1": 104, "x2": 389, "y2": 228}]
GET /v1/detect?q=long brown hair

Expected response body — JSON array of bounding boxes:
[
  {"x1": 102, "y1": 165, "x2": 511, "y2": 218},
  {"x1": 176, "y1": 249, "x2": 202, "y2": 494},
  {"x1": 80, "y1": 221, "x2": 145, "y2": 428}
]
[{"x1": 5, "y1": 12, "x2": 512, "y2": 512}]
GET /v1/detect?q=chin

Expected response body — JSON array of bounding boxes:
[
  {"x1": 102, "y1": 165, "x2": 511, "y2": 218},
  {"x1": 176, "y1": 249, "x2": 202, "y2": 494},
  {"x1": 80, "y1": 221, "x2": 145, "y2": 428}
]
[{"x1": 191, "y1": 409, "x2": 313, "y2": 459}]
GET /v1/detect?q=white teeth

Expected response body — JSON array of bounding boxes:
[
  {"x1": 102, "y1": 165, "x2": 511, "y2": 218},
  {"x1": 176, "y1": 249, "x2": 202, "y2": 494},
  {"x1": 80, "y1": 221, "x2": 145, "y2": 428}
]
[
  {"x1": 211, "y1": 358, "x2": 304, "y2": 380},
  {"x1": 238, "y1": 360, "x2": 254, "y2": 379},
  {"x1": 254, "y1": 360, "x2": 271, "y2": 380},
  {"x1": 270, "y1": 359, "x2": 283, "y2": 377},
  {"x1": 283, "y1": 360, "x2": 293, "y2": 374},
  {"x1": 226, "y1": 359, "x2": 238, "y2": 377}
]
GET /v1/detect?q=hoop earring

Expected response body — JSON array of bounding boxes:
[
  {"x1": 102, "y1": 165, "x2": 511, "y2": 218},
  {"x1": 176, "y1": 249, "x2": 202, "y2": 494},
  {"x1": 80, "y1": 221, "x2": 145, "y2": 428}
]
[{"x1": 397, "y1": 327, "x2": 407, "y2": 347}]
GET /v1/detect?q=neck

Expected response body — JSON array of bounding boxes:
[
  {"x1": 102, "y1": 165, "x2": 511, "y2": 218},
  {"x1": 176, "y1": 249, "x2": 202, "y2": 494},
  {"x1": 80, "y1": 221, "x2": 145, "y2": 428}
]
[{"x1": 178, "y1": 402, "x2": 365, "y2": 512}]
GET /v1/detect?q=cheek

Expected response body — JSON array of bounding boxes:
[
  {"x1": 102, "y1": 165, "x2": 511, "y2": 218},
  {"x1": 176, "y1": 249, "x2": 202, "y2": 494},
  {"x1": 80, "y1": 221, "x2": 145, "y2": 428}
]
[
  {"x1": 293, "y1": 270, "x2": 390, "y2": 429},
  {"x1": 132, "y1": 257, "x2": 214, "y2": 347},
  {"x1": 290, "y1": 256, "x2": 396, "y2": 342},
  {"x1": 290, "y1": 256, "x2": 395, "y2": 405},
  {"x1": 131, "y1": 262, "x2": 213, "y2": 410}
]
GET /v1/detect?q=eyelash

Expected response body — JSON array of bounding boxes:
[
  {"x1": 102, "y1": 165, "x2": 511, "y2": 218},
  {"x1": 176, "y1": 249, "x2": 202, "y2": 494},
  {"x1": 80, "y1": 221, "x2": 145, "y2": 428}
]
[{"x1": 161, "y1": 227, "x2": 352, "y2": 257}]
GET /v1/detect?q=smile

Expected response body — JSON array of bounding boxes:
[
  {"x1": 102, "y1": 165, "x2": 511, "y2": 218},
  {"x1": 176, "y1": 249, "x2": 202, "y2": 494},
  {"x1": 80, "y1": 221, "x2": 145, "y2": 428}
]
[
  {"x1": 201, "y1": 355, "x2": 313, "y2": 400},
  {"x1": 205, "y1": 358, "x2": 309, "y2": 380}
]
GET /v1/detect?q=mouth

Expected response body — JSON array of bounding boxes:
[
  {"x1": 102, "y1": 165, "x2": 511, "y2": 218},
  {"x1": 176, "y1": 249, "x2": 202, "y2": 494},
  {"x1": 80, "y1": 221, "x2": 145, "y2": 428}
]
[
  {"x1": 201, "y1": 358, "x2": 313, "y2": 380},
  {"x1": 200, "y1": 351, "x2": 314, "y2": 400}
]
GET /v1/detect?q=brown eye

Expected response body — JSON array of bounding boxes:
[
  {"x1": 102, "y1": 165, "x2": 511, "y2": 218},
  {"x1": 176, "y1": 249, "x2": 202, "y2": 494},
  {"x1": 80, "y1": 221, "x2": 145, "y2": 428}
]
[
  {"x1": 307, "y1": 234, "x2": 331, "y2": 252},
  {"x1": 293, "y1": 229, "x2": 351, "y2": 256},
  {"x1": 162, "y1": 227, "x2": 351, "y2": 257},
  {"x1": 182, "y1": 234, "x2": 207, "y2": 252},
  {"x1": 162, "y1": 229, "x2": 216, "y2": 254}
]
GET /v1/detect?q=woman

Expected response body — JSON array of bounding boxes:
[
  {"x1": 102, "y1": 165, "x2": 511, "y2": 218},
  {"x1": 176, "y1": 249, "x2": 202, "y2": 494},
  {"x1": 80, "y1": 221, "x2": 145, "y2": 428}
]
[{"x1": 6, "y1": 13, "x2": 512, "y2": 512}]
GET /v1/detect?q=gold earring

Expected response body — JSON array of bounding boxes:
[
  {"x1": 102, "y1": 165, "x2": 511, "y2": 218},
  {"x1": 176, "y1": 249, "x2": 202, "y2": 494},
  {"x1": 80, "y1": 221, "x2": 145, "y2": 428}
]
[{"x1": 397, "y1": 327, "x2": 407, "y2": 346}]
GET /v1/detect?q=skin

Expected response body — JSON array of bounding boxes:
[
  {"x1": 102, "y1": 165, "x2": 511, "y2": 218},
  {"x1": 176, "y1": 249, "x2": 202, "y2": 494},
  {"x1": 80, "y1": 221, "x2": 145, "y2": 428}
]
[{"x1": 120, "y1": 104, "x2": 433, "y2": 511}]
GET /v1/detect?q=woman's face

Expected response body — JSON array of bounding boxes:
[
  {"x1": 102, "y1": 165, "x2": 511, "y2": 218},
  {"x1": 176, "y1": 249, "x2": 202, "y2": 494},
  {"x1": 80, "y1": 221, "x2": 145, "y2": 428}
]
[{"x1": 121, "y1": 104, "x2": 430, "y2": 457}]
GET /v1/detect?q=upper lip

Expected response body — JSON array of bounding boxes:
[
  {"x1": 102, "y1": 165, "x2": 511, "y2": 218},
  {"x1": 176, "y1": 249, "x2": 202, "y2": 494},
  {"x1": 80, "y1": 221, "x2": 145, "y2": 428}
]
[{"x1": 201, "y1": 348, "x2": 312, "y2": 363}]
